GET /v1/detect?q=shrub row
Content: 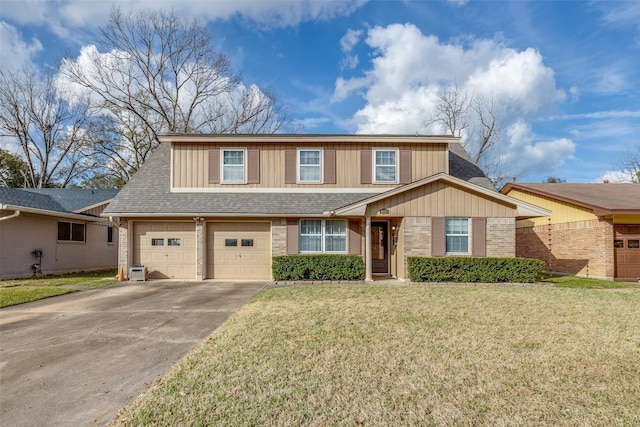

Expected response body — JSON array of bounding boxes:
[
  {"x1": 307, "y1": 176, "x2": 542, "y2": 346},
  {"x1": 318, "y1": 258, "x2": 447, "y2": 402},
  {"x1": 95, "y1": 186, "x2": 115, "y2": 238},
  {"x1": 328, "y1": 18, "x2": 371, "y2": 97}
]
[
  {"x1": 407, "y1": 257, "x2": 544, "y2": 283},
  {"x1": 272, "y1": 255, "x2": 364, "y2": 281}
]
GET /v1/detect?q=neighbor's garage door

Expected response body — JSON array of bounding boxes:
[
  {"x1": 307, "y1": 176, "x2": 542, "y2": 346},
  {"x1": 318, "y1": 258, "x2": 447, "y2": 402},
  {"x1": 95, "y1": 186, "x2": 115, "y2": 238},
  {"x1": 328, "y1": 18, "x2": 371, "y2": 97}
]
[
  {"x1": 134, "y1": 222, "x2": 196, "y2": 279},
  {"x1": 207, "y1": 222, "x2": 271, "y2": 279},
  {"x1": 614, "y1": 225, "x2": 640, "y2": 280}
]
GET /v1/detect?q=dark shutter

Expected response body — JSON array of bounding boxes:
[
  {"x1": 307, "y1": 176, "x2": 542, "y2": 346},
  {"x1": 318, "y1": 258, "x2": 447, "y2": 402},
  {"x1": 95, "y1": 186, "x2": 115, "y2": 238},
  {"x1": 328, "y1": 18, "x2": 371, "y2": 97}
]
[
  {"x1": 324, "y1": 149, "x2": 336, "y2": 184},
  {"x1": 285, "y1": 149, "x2": 296, "y2": 184},
  {"x1": 471, "y1": 217, "x2": 486, "y2": 257},
  {"x1": 247, "y1": 149, "x2": 260, "y2": 183},
  {"x1": 399, "y1": 150, "x2": 412, "y2": 184},
  {"x1": 286, "y1": 219, "x2": 299, "y2": 254},
  {"x1": 361, "y1": 150, "x2": 372, "y2": 184},
  {"x1": 208, "y1": 148, "x2": 220, "y2": 183},
  {"x1": 431, "y1": 217, "x2": 445, "y2": 257},
  {"x1": 348, "y1": 219, "x2": 361, "y2": 255}
]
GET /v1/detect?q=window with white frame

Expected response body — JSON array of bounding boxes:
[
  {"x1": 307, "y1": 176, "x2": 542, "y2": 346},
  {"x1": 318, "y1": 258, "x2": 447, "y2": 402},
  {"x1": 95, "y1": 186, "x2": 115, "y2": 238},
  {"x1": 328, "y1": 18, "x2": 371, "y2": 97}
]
[
  {"x1": 298, "y1": 149, "x2": 322, "y2": 183},
  {"x1": 300, "y1": 219, "x2": 347, "y2": 253},
  {"x1": 445, "y1": 218, "x2": 470, "y2": 254},
  {"x1": 222, "y1": 149, "x2": 245, "y2": 183},
  {"x1": 374, "y1": 149, "x2": 397, "y2": 183}
]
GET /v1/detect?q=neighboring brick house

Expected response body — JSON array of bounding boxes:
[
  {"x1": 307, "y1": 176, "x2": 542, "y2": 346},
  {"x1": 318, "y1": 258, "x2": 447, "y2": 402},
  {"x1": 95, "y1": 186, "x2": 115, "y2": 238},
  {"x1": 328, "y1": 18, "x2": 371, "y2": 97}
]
[
  {"x1": 0, "y1": 188, "x2": 119, "y2": 279},
  {"x1": 501, "y1": 183, "x2": 640, "y2": 281},
  {"x1": 102, "y1": 134, "x2": 548, "y2": 281}
]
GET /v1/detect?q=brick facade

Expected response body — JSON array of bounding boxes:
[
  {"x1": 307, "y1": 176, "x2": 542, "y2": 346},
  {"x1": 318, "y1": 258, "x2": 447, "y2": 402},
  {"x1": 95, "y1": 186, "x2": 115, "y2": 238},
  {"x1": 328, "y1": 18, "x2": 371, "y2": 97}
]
[
  {"x1": 486, "y1": 218, "x2": 515, "y2": 257},
  {"x1": 118, "y1": 222, "x2": 129, "y2": 278},
  {"x1": 516, "y1": 218, "x2": 614, "y2": 280}
]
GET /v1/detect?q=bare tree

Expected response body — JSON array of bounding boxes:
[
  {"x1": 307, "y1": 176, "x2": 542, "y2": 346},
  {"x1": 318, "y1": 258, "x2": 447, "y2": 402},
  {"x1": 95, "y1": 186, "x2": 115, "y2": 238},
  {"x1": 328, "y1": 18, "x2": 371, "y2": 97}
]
[
  {"x1": 426, "y1": 83, "x2": 470, "y2": 138},
  {"x1": 0, "y1": 67, "x2": 92, "y2": 188},
  {"x1": 615, "y1": 143, "x2": 640, "y2": 183},
  {"x1": 426, "y1": 84, "x2": 503, "y2": 185},
  {"x1": 60, "y1": 8, "x2": 290, "y2": 184}
]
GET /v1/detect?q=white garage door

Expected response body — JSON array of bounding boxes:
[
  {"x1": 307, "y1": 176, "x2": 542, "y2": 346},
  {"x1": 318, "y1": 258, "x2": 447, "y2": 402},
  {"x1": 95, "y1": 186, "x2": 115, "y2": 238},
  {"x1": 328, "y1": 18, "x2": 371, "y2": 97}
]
[
  {"x1": 134, "y1": 222, "x2": 196, "y2": 279},
  {"x1": 207, "y1": 222, "x2": 271, "y2": 279}
]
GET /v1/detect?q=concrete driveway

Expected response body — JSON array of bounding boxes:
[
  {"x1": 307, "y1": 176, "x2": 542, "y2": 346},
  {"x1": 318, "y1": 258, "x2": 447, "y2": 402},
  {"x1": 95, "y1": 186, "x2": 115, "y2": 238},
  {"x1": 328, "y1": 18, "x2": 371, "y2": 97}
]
[{"x1": 0, "y1": 280, "x2": 266, "y2": 426}]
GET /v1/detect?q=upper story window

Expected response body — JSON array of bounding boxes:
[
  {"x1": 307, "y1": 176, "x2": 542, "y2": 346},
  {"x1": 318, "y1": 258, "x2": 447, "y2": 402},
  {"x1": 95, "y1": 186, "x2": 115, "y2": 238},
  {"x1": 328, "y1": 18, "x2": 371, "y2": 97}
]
[
  {"x1": 374, "y1": 149, "x2": 397, "y2": 183},
  {"x1": 445, "y1": 218, "x2": 469, "y2": 254},
  {"x1": 58, "y1": 221, "x2": 85, "y2": 242},
  {"x1": 222, "y1": 149, "x2": 245, "y2": 183},
  {"x1": 298, "y1": 149, "x2": 322, "y2": 183}
]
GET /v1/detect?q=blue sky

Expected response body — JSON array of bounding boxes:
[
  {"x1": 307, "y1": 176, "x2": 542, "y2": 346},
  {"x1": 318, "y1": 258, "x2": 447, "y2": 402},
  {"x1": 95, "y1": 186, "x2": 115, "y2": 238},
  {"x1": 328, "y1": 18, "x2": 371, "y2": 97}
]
[{"x1": 1, "y1": 0, "x2": 639, "y2": 184}]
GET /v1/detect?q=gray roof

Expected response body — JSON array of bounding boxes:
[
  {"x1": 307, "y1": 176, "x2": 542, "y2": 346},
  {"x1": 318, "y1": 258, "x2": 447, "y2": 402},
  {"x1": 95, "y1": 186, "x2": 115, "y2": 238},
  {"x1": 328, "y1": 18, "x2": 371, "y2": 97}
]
[
  {"x1": 103, "y1": 139, "x2": 495, "y2": 216},
  {"x1": 0, "y1": 187, "x2": 117, "y2": 216}
]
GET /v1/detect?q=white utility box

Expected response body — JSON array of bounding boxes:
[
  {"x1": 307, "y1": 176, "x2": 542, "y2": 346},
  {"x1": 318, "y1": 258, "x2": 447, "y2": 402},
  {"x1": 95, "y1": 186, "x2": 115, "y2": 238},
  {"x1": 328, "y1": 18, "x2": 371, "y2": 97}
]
[{"x1": 129, "y1": 266, "x2": 147, "y2": 281}]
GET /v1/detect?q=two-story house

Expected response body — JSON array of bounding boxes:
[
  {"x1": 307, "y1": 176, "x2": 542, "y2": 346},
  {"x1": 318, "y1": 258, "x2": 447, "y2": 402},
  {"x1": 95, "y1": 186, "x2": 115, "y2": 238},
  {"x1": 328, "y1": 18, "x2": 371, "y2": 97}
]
[{"x1": 102, "y1": 134, "x2": 548, "y2": 281}]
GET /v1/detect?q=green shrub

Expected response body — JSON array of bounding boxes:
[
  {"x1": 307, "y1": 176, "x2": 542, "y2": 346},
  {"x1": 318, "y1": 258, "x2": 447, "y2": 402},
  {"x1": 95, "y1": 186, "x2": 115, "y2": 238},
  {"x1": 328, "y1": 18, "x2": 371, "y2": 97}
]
[
  {"x1": 272, "y1": 255, "x2": 364, "y2": 281},
  {"x1": 407, "y1": 257, "x2": 544, "y2": 283}
]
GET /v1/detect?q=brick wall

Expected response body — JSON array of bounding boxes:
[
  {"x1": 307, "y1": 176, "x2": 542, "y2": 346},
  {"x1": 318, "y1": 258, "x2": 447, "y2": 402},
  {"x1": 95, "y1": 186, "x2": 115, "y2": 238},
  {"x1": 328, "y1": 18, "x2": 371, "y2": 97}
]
[
  {"x1": 486, "y1": 217, "x2": 515, "y2": 257},
  {"x1": 516, "y1": 218, "x2": 614, "y2": 279},
  {"x1": 271, "y1": 218, "x2": 287, "y2": 256}
]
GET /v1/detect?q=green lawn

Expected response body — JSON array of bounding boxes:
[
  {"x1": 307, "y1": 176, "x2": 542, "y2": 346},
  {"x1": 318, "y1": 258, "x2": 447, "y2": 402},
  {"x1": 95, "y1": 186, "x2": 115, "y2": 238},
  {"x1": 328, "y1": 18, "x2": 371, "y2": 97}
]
[
  {"x1": 111, "y1": 285, "x2": 640, "y2": 426},
  {"x1": 540, "y1": 274, "x2": 640, "y2": 289},
  {"x1": 0, "y1": 269, "x2": 118, "y2": 307}
]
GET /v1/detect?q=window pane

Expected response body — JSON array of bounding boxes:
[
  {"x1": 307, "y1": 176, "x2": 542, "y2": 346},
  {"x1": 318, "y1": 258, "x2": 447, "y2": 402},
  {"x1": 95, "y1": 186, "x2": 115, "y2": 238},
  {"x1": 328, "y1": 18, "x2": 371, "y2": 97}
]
[
  {"x1": 446, "y1": 218, "x2": 469, "y2": 235},
  {"x1": 446, "y1": 236, "x2": 468, "y2": 253},
  {"x1": 300, "y1": 165, "x2": 321, "y2": 182},
  {"x1": 300, "y1": 150, "x2": 320, "y2": 165},
  {"x1": 225, "y1": 239, "x2": 238, "y2": 247},
  {"x1": 375, "y1": 150, "x2": 396, "y2": 165},
  {"x1": 628, "y1": 240, "x2": 640, "y2": 249},
  {"x1": 58, "y1": 222, "x2": 71, "y2": 240},
  {"x1": 168, "y1": 238, "x2": 181, "y2": 246},
  {"x1": 223, "y1": 165, "x2": 244, "y2": 182},
  {"x1": 325, "y1": 220, "x2": 346, "y2": 235},
  {"x1": 325, "y1": 236, "x2": 346, "y2": 252},
  {"x1": 300, "y1": 236, "x2": 322, "y2": 252},
  {"x1": 241, "y1": 239, "x2": 254, "y2": 247},
  {"x1": 71, "y1": 223, "x2": 85, "y2": 242},
  {"x1": 614, "y1": 240, "x2": 624, "y2": 248},
  {"x1": 223, "y1": 150, "x2": 244, "y2": 165},
  {"x1": 375, "y1": 166, "x2": 396, "y2": 182},
  {"x1": 300, "y1": 220, "x2": 322, "y2": 235},
  {"x1": 107, "y1": 226, "x2": 114, "y2": 243}
]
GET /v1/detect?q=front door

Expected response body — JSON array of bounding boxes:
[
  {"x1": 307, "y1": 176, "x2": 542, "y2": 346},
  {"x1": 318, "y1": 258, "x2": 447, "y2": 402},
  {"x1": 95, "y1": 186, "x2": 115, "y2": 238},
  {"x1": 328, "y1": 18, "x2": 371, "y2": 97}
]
[{"x1": 371, "y1": 222, "x2": 389, "y2": 274}]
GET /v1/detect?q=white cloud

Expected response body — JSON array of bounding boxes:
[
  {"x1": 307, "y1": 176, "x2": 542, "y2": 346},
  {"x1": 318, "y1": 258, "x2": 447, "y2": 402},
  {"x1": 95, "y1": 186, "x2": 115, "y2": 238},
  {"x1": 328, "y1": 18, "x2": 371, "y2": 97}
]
[
  {"x1": 333, "y1": 23, "x2": 572, "y2": 178},
  {"x1": 2, "y1": 0, "x2": 368, "y2": 32},
  {"x1": 0, "y1": 21, "x2": 43, "y2": 71},
  {"x1": 500, "y1": 120, "x2": 575, "y2": 177},
  {"x1": 596, "y1": 170, "x2": 638, "y2": 183}
]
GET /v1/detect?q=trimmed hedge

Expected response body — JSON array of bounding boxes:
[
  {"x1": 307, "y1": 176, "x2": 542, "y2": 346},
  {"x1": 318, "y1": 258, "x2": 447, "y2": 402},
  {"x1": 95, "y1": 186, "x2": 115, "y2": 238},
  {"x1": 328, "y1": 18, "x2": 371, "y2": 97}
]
[
  {"x1": 272, "y1": 255, "x2": 364, "y2": 281},
  {"x1": 407, "y1": 257, "x2": 544, "y2": 283}
]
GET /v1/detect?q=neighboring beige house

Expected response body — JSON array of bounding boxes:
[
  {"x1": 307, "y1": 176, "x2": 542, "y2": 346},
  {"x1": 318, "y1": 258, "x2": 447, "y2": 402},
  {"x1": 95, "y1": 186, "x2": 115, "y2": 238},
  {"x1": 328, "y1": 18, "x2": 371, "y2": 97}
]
[
  {"x1": 501, "y1": 183, "x2": 640, "y2": 281},
  {"x1": 0, "y1": 188, "x2": 119, "y2": 279},
  {"x1": 102, "y1": 134, "x2": 549, "y2": 281}
]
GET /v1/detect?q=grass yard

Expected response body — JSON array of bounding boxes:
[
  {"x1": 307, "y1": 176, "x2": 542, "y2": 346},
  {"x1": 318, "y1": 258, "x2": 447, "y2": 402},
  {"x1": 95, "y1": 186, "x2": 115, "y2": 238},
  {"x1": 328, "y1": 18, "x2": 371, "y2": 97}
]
[
  {"x1": 0, "y1": 269, "x2": 118, "y2": 307},
  {"x1": 541, "y1": 274, "x2": 640, "y2": 289},
  {"x1": 111, "y1": 285, "x2": 640, "y2": 426}
]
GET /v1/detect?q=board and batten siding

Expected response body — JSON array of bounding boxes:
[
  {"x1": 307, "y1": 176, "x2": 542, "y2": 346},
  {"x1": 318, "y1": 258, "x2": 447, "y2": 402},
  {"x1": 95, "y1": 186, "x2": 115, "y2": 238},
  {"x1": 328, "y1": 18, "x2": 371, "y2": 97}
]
[
  {"x1": 365, "y1": 182, "x2": 516, "y2": 218},
  {"x1": 171, "y1": 142, "x2": 448, "y2": 189},
  {"x1": 505, "y1": 188, "x2": 595, "y2": 228}
]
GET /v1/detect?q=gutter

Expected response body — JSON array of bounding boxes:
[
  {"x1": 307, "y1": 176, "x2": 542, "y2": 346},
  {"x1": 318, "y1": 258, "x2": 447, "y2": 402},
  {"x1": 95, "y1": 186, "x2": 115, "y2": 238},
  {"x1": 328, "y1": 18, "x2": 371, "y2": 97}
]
[{"x1": 0, "y1": 209, "x2": 21, "y2": 221}]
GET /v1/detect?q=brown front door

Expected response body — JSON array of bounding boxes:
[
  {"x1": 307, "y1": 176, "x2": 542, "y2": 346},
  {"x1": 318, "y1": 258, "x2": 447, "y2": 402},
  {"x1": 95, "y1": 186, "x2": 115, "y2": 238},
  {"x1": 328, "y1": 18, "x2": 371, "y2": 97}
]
[
  {"x1": 372, "y1": 222, "x2": 389, "y2": 274},
  {"x1": 614, "y1": 225, "x2": 640, "y2": 280}
]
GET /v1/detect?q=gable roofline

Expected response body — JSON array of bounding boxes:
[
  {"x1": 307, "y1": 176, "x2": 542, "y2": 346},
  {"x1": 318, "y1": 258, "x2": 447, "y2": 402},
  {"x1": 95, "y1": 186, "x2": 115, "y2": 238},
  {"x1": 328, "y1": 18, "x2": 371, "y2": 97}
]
[
  {"x1": 159, "y1": 133, "x2": 460, "y2": 145},
  {"x1": 73, "y1": 199, "x2": 116, "y2": 214},
  {"x1": 500, "y1": 183, "x2": 640, "y2": 216},
  {"x1": 331, "y1": 173, "x2": 551, "y2": 218}
]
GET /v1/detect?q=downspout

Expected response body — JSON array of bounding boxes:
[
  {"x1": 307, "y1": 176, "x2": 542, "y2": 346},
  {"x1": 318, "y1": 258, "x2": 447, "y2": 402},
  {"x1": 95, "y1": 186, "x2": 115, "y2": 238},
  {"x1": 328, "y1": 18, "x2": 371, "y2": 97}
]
[{"x1": 0, "y1": 210, "x2": 21, "y2": 221}]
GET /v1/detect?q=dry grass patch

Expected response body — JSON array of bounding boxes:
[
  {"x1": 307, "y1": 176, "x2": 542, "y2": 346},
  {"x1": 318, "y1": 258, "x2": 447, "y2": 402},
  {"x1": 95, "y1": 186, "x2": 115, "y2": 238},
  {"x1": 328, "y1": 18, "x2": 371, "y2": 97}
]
[{"x1": 112, "y1": 285, "x2": 640, "y2": 426}]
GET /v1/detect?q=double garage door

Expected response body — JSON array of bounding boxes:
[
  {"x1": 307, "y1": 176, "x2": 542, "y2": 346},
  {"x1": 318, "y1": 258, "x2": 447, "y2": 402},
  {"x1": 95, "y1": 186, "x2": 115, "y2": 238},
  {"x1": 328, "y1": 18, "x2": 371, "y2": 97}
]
[{"x1": 134, "y1": 221, "x2": 270, "y2": 279}]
